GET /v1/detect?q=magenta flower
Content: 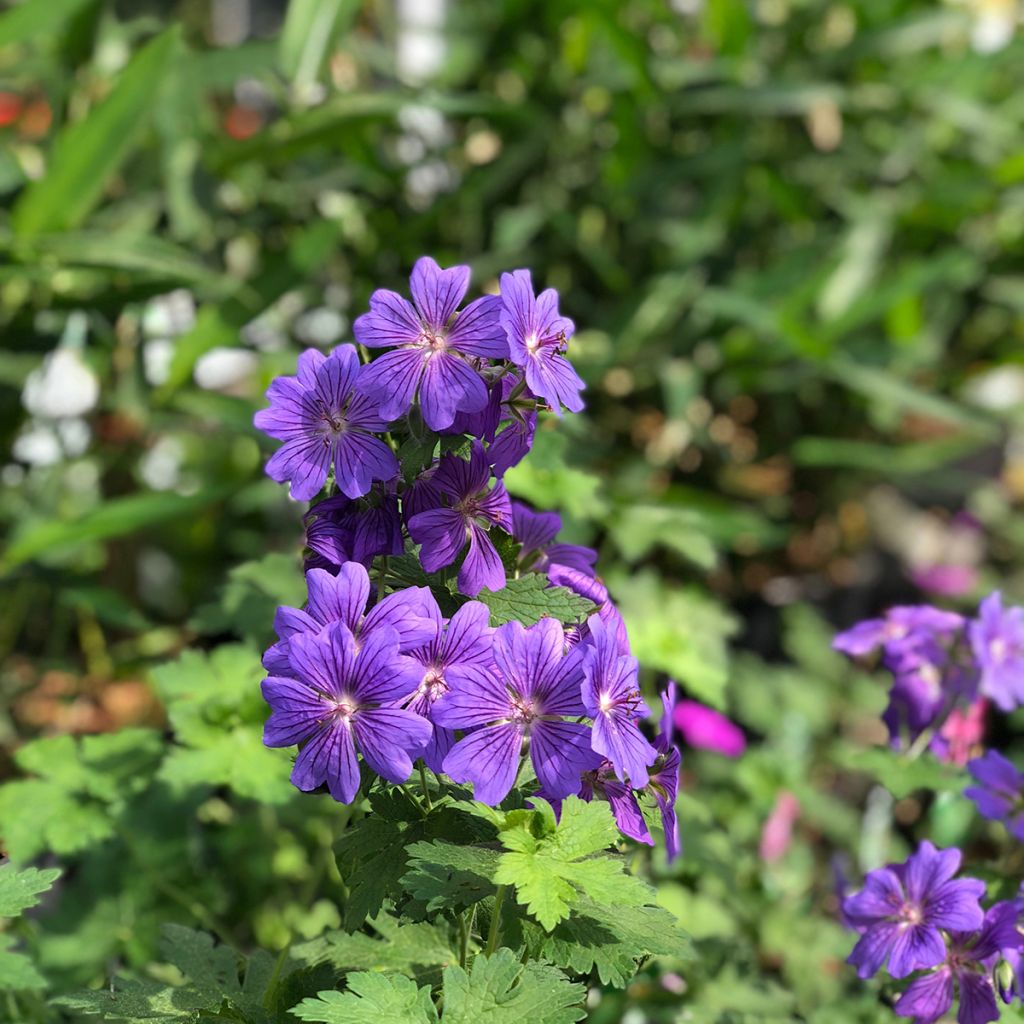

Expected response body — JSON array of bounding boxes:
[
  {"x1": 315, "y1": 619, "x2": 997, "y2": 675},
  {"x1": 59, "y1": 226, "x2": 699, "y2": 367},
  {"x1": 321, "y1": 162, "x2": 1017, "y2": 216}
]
[
  {"x1": 512, "y1": 501, "x2": 597, "y2": 577},
  {"x1": 253, "y1": 345, "x2": 399, "y2": 501},
  {"x1": 843, "y1": 841, "x2": 986, "y2": 980},
  {"x1": 673, "y1": 699, "x2": 746, "y2": 758},
  {"x1": 354, "y1": 257, "x2": 507, "y2": 431},
  {"x1": 969, "y1": 592, "x2": 1024, "y2": 712},
  {"x1": 580, "y1": 614, "x2": 656, "y2": 787},
  {"x1": 498, "y1": 269, "x2": 585, "y2": 416},
  {"x1": 262, "y1": 621, "x2": 431, "y2": 803},
  {"x1": 406, "y1": 441, "x2": 513, "y2": 596},
  {"x1": 894, "y1": 902, "x2": 1022, "y2": 1024},
  {"x1": 262, "y1": 563, "x2": 435, "y2": 677},
  {"x1": 434, "y1": 618, "x2": 601, "y2": 806},
  {"x1": 965, "y1": 751, "x2": 1024, "y2": 841},
  {"x1": 403, "y1": 597, "x2": 494, "y2": 774}
]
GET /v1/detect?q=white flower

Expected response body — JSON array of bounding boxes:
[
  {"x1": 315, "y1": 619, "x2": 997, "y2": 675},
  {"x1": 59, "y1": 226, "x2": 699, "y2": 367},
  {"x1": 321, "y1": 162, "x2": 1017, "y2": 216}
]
[{"x1": 23, "y1": 348, "x2": 99, "y2": 419}]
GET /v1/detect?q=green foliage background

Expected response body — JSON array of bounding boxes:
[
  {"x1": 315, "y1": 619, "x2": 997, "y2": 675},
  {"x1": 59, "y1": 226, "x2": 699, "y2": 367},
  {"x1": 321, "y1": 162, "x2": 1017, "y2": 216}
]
[{"x1": 2, "y1": 0, "x2": 1024, "y2": 1021}]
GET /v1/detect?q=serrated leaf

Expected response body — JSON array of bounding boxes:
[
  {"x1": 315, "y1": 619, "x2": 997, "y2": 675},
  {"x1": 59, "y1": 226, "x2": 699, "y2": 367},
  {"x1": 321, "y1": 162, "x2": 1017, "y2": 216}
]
[
  {"x1": 477, "y1": 575, "x2": 595, "y2": 627},
  {"x1": 397, "y1": 433, "x2": 438, "y2": 483},
  {"x1": 0, "y1": 934, "x2": 48, "y2": 991},
  {"x1": 54, "y1": 974, "x2": 211, "y2": 1020},
  {"x1": 0, "y1": 779, "x2": 114, "y2": 861},
  {"x1": 441, "y1": 949, "x2": 585, "y2": 1024},
  {"x1": 291, "y1": 973, "x2": 437, "y2": 1024},
  {"x1": 494, "y1": 798, "x2": 651, "y2": 931},
  {"x1": 158, "y1": 925, "x2": 244, "y2": 1004},
  {"x1": 400, "y1": 841, "x2": 500, "y2": 913},
  {"x1": 0, "y1": 864, "x2": 61, "y2": 917},
  {"x1": 521, "y1": 899, "x2": 694, "y2": 988}
]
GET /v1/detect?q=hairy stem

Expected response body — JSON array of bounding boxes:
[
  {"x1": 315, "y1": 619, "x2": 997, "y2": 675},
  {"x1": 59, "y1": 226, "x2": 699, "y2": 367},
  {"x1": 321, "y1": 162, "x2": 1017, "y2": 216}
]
[{"x1": 485, "y1": 885, "x2": 508, "y2": 956}]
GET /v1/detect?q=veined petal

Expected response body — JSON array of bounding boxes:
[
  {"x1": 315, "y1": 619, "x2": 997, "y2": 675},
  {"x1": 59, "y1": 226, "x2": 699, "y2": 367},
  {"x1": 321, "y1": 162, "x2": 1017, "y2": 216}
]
[
  {"x1": 420, "y1": 352, "x2": 488, "y2": 432},
  {"x1": 352, "y1": 707, "x2": 432, "y2": 783},
  {"x1": 443, "y1": 724, "x2": 523, "y2": 806},
  {"x1": 410, "y1": 257, "x2": 470, "y2": 328},
  {"x1": 334, "y1": 431, "x2": 400, "y2": 499},
  {"x1": 447, "y1": 294, "x2": 508, "y2": 358},
  {"x1": 431, "y1": 663, "x2": 509, "y2": 728},
  {"x1": 408, "y1": 508, "x2": 468, "y2": 573},
  {"x1": 315, "y1": 344, "x2": 359, "y2": 411},
  {"x1": 265, "y1": 434, "x2": 331, "y2": 501},
  {"x1": 458, "y1": 524, "x2": 506, "y2": 596},
  {"x1": 354, "y1": 289, "x2": 422, "y2": 348},
  {"x1": 261, "y1": 676, "x2": 325, "y2": 747},
  {"x1": 591, "y1": 714, "x2": 657, "y2": 788},
  {"x1": 306, "y1": 564, "x2": 369, "y2": 633},
  {"x1": 358, "y1": 348, "x2": 426, "y2": 422},
  {"x1": 893, "y1": 967, "x2": 953, "y2": 1024},
  {"x1": 365, "y1": 587, "x2": 439, "y2": 652},
  {"x1": 351, "y1": 627, "x2": 422, "y2": 704},
  {"x1": 530, "y1": 719, "x2": 602, "y2": 799},
  {"x1": 440, "y1": 600, "x2": 493, "y2": 667}
]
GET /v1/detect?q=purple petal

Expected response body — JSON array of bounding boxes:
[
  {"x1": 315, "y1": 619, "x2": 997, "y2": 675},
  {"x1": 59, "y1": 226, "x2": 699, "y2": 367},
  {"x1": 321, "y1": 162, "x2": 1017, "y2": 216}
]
[
  {"x1": 523, "y1": 350, "x2": 585, "y2": 417},
  {"x1": 273, "y1": 605, "x2": 319, "y2": 642},
  {"x1": 440, "y1": 600, "x2": 493, "y2": 666},
  {"x1": 927, "y1": 878, "x2": 986, "y2": 932},
  {"x1": 422, "y1": 722, "x2": 455, "y2": 775},
  {"x1": 888, "y1": 923, "x2": 947, "y2": 979},
  {"x1": 431, "y1": 664, "x2": 509, "y2": 728},
  {"x1": 843, "y1": 867, "x2": 905, "y2": 923},
  {"x1": 353, "y1": 289, "x2": 422, "y2": 349},
  {"x1": 288, "y1": 623, "x2": 359, "y2": 700},
  {"x1": 291, "y1": 723, "x2": 361, "y2": 804},
  {"x1": 903, "y1": 841, "x2": 961, "y2": 905},
  {"x1": 261, "y1": 676, "x2": 325, "y2": 747},
  {"x1": 604, "y1": 780, "x2": 654, "y2": 846},
  {"x1": 352, "y1": 707, "x2": 432, "y2": 783},
  {"x1": 476, "y1": 480, "x2": 513, "y2": 529},
  {"x1": 848, "y1": 922, "x2": 899, "y2": 980},
  {"x1": 315, "y1": 345, "x2": 359, "y2": 411},
  {"x1": 265, "y1": 435, "x2": 331, "y2": 501},
  {"x1": 350, "y1": 628, "x2": 422, "y2": 705},
  {"x1": 408, "y1": 507, "x2": 467, "y2": 573},
  {"x1": 590, "y1": 714, "x2": 657, "y2": 788},
  {"x1": 458, "y1": 524, "x2": 506, "y2": 596},
  {"x1": 512, "y1": 502, "x2": 560, "y2": 552},
  {"x1": 364, "y1": 586, "x2": 439, "y2": 652},
  {"x1": 447, "y1": 294, "x2": 508, "y2": 358},
  {"x1": 893, "y1": 967, "x2": 953, "y2": 1024},
  {"x1": 493, "y1": 618, "x2": 561, "y2": 701},
  {"x1": 498, "y1": 269, "x2": 536, "y2": 354},
  {"x1": 306, "y1": 564, "x2": 369, "y2": 633},
  {"x1": 419, "y1": 352, "x2": 488, "y2": 432},
  {"x1": 443, "y1": 723, "x2": 523, "y2": 805},
  {"x1": 357, "y1": 347, "x2": 425, "y2": 422},
  {"x1": 957, "y1": 971, "x2": 1000, "y2": 1024},
  {"x1": 530, "y1": 719, "x2": 603, "y2": 799},
  {"x1": 334, "y1": 432, "x2": 400, "y2": 500},
  {"x1": 968, "y1": 750, "x2": 1022, "y2": 793},
  {"x1": 410, "y1": 257, "x2": 470, "y2": 329}
]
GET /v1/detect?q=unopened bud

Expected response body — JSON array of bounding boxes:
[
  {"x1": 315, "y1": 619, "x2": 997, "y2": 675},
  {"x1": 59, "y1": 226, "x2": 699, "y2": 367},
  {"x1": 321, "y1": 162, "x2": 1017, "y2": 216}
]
[{"x1": 995, "y1": 959, "x2": 1016, "y2": 1004}]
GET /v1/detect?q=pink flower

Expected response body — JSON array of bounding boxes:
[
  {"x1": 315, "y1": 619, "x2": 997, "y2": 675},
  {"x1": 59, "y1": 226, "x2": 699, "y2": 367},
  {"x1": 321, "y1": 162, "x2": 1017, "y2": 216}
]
[
  {"x1": 932, "y1": 698, "x2": 988, "y2": 766},
  {"x1": 759, "y1": 791, "x2": 800, "y2": 863},
  {"x1": 672, "y1": 699, "x2": 746, "y2": 757}
]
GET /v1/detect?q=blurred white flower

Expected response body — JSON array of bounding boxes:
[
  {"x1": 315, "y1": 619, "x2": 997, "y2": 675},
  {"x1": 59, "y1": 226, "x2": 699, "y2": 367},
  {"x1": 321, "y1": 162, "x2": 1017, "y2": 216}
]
[
  {"x1": 194, "y1": 347, "x2": 259, "y2": 391},
  {"x1": 23, "y1": 348, "x2": 99, "y2": 419},
  {"x1": 971, "y1": 0, "x2": 1019, "y2": 52},
  {"x1": 139, "y1": 436, "x2": 185, "y2": 491},
  {"x1": 12, "y1": 422, "x2": 62, "y2": 466},
  {"x1": 964, "y1": 364, "x2": 1024, "y2": 410},
  {"x1": 57, "y1": 417, "x2": 91, "y2": 457},
  {"x1": 142, "y1": 289, "x2": 196, "y2": 338},
  {"x1": 143, "y1": 338, "x2": 176, "y2": 387}
]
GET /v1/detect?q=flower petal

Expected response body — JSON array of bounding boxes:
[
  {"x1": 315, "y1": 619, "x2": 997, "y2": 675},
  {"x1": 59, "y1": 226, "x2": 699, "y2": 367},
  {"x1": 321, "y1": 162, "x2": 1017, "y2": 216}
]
[
  {"x1": 352, "y1": 707, "x2": 432, "y2": 783},
  {"x1": 530, "y1": 719, "x2": 602, "y2": 799},
  {"x1": 443, "y1": 724, "x2": 523, "y2": 806}
]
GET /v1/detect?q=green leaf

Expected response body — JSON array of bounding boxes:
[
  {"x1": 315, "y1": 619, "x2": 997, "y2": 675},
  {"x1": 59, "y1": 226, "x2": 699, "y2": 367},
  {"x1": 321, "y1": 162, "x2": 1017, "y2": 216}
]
[
  {"x1": 293, "y1": 915, "x2": 458, "y2": 986},
  {"x1": 608, "y1": 504, "x2": 717, "y2": 569},
  {"x1": 400, "y1": 841, "x2": 500, "y2": 913},
  {"x1": 279, "y1": 0, "x2": 359, "y2": 90},
  {"x1": 441, "y1": 949, "x2": 585, "y2": 1024},
  {"x1": 0, "y1": 0, "x2": 94, "y2": 47},
  {"x1": 291, "y1": 974, "x2": 437, "y2": 1024},
  {"x1": 521, "y1": 899, "x2": 693, "y2": 988},
  {"x1": 494, "y1": 798, "x2": 651, "y2": 931},
  {"x1": 0, "y1": 779, "x2": 114, "y2": 861},
  {"x1": 833, "y1": 745, "x2": 965, "y2": 799},
  {"x1": 55, "y1": 973, "x2": 213, "y2": 1020},
  {"x1": 610, "y1": 570, "x2": 736, "y2": 708},
  {"x1": 12, "y1": 27, "x2": 181, "y2": 235},
  {"x1": 158, "y1": 925, "x2": 245, "y2": 1005},
  {"x1": 0, "y1": 485, "x2": 234, "y2": 574},
  {"x1": 0, "y1": 934, "x2": 47, "y2": 991},
  {"x1": 0, "y1": 864, "x2": 60, "y2": 917},
  {"x1": 477, "y1": 575, "x2": 595, "y2": 627},
  {"x1": 503, "y1": 431, "x2": 607, "y2": 522}
]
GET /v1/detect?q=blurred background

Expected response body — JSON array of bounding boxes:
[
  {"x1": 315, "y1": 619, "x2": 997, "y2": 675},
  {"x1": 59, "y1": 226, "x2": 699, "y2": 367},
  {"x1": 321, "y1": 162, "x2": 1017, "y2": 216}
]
[{"x1": 3, "y1": 0, "x2": 1024, "y2": 1021}]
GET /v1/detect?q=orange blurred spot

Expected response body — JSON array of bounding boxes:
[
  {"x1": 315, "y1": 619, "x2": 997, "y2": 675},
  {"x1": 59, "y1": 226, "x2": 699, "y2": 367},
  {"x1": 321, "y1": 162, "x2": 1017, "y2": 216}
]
[
  {"x1": 18, "y1": 97, "x2": 51, "y2": 139},
  {"x1": 0, "y1": 91, "x2": 22, "y2": 127},
  {"x1": 223, "y1": 104, "x2": 262, "y2": 140}
]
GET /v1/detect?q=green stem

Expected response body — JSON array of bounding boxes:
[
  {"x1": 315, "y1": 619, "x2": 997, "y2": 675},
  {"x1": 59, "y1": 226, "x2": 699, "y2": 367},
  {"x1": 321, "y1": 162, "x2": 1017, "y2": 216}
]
[
  {"x1": 261, "y1": 945, "x2": 290, "y2": 1010},
  {"x1": 418, "y1": 762, "x2": 434, "y2": 811},
  {"x1": 377, "y1": 555, "x2": 389, "y2": 603},
  {"x1": 485, "y1": 885, "x2": 508, "y2": 956}
]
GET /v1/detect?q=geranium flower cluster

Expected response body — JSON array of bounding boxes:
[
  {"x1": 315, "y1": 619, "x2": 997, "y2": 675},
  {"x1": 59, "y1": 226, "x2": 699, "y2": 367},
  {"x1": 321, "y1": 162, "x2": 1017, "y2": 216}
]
[
  {"x1": 253, "y1": 257, "x2": 680, "y2": 857},
  {"x1": 842, "y1": 841, "x2": 1024, "y2": 1024},
  {"x1": 833, "y1": 593, "x2": 1024, "y2": 759}
]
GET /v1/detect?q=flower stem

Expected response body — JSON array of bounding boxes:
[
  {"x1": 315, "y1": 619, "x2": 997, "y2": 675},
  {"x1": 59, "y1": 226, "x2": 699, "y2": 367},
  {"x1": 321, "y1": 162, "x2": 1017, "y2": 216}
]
[
  {"x1": 485, "y1": 885, "x2": 507, "y2": 956},
  {"x1": 377, "y1": 555, "x2": 389, "y2": 603},
  {"x1": 418, "y1": 762, "x2": 434, "y2": 811}
]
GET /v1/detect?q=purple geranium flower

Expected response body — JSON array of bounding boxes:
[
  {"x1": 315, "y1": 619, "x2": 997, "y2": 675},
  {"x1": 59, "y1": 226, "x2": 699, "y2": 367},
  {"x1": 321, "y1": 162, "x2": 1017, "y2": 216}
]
[
  {"x1": 304, "y1": 488, "x2": 403, "y2": 571},
  {"x1": 434, "y1": 618, "x2": 601, "y2": 806},
  {"x1": 969, "y1": 592, "x2": 1024, "y2": 712},
  {"x1": 843, "y1": 841, "x2": 986, "y2": 980},
  {"x1": 263, "y1": 563, "x2": 435, "y2": 677},
  {"x1": 407, "y1": 441, "x2": 513, "y2": 596},
  {"x1": 965, "y1": 751, "x2": 1024, "y2": 841},
  {"x1": 262, "y1": 621, "x2": 431, "y2": 803},
  {"x1": 833, "y1": 606, "x2": 965, "y2": 660},
  {"x1": 547, "y1": 564, "x2": 630, "y2": 655},
  {"x1": 498, "y1": 269, "x2": 585, "y2": 416},
  {"x1": 512, "y1": 502, "x2": 597, "y2": 577},
  {"x1": 894, "y1": 902, "x2": 1023, "y2": 1024},
  {"x1": 403, "y1": 597, "x2": 494, "y2": 774},
  {"x1": 648, "y1": 683, "x2": 682, "y2": 862},
  {"x1": 673, "y1": 699, "x2": 746, "y2": 758},
  {"x1": 354, "y1": 257, "x2": 507, "y2": 431},
  {"x1": 254, "y1": 345, "x2": 399, "y2": 501},
  {"x1": 581, "y1": 614, "x2": 656, "y2": 787}
]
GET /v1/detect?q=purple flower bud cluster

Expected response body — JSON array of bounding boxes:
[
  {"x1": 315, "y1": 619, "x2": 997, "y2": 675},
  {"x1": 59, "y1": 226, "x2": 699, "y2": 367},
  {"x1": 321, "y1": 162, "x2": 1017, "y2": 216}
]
[
  {"x1": 842, "y1": 842, "x2": 1024, "y2": 1024},
  {"x1": 253, "y1": 258, "x2": 683, "y2": 858}
]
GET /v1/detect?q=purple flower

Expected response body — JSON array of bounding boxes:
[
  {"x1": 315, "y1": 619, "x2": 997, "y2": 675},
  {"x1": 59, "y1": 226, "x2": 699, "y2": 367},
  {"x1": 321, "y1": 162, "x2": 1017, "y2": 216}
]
[
  {"x1": 649, "y1": 684, "x2": 682, "y2": 862},
  {"x1": 894, "y1": 902, "x2": 1023, "y2": 1024},
  {"x1": 262, "y1": 621, "x2": 431, "y2": 803},
  {"x1": 580, "y1": 764, "x2": 653, "y2": 847},
  {"x1": 969, "y1": 592, "x2": 1024, "y2": 712},
  {"x1": 254, "y1": 345, "x2": 399, "y2": 501},
  {"x1": 434, "y1": 618, "x2": 601, "y2": 806},
  {"x1": 965, "y1": 751, "x2": 1024, "y2": 841},
  {"x1": 547, "y1": 565, "x2": 630, "y2": 655},
  {"x1": 833, "y1": 606, "x2": 965, "y2": 660},
  {"x1": 512, "y1": 502, "x2": 597, "y2": 577},
  {"x1": 843, "y1": 841, "x2": 986, "y2": 980},
  {"x1": 263, "y1": 563, "x2": 436, "y2": 677},
  {"x1": 407, "y1": 441, "x2": 513, "y2": 597},
  {"x1": 304, "y1": 488, "x2": 403, "y2": 570},
  {"x1": 498, "y1": 269, "x2": 585, "y2": 416},
  {"x1": 403, "y1": 597, "x2": 494, "y2": 774},
  {"x1": 354, "y1": 257, "x2": 507, "y2": 431},
  {"x1": 581, "y1": 614, "x2": 656, "y2": 787},
  {"x1": 672, "y1": 699, "x2": 746, "y2": 758},
  {"x1": 881, "y1": 642, "x2": 954, "y2": 748}
]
